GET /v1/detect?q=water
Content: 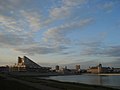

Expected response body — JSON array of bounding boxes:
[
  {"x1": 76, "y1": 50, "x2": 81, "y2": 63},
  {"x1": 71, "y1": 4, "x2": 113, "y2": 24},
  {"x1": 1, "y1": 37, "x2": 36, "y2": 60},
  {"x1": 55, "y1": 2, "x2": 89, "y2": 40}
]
[{"x1": 46, "y1": 74, "x2": 120, "y2": 89}]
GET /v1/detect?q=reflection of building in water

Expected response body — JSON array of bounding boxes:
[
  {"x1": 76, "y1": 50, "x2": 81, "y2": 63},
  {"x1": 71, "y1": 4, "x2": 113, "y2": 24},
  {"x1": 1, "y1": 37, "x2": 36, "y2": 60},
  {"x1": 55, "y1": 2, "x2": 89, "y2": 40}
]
[
  {"x1": 87, "y1": 64, "x2": 111, "y2": 73},
  {"x1": 88, "y1": 75, "x2": 104, "y2": 85},
  {"x1": 10, "y1": 56, "x2": 51, "y2": 72},
  {"x1": 97, "y1": 76, "x2": 103, "y2": 85}
]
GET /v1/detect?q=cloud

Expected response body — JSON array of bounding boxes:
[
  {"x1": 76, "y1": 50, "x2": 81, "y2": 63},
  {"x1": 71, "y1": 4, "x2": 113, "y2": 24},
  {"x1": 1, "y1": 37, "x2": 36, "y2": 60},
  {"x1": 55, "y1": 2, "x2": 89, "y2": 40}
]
[
  {"x1": 0, "y1": 11, "x2": 42, "y2": 48},
  {"x1": 0, "y1": 11, "x2": 41, "y2": 34},
  {"x1": 0, "y1": 15, "x2": 22, "y2": 33},
  {"x1": 50, "y1": 6, "x2": 70, "y2": 19},
  {"x1": 80, "y1": 47, "x2": 99, "y2": 56},
  {"x1": 0, "y1": 0, "x2": 43, "y2": 29},
  {"x1": 101, "y1": 2, "x2": 113, "y2": 13},
  {"x1": 78, "y1": 37, "x2": 102, "y2": 55},
  {"x1": 78, "y1": 33, "x2": 109, "y2": 57},
  {"x1": 20, "y1": 10, "x2": 41, "y2": 32},
  {"x1": 0, "y1": 0, "x2": 29, "y2": 14},
  {"x1": 98, "y1": 1, "x2": 120, "y2": 13},
  {"x1": 62, "y1": 0, "x2": 88, "y2": 7},
  {"x1": 103, "y1": 46, "x2": 120, "y2": 57},
  {"x1": 45, "y1": 0, "x2": 92, "y2": 28},
  {"x1": 80, "y1": 41, "x2": 102, "y2": 47},
  {"x1": 16, "y1": 46, "x2": 68, "y2": 55},
  {"x1": 80, "y1": 42, "x2": 120, "y2": 57},
  {"x1": 0, "y1": 33, "x2": 34, "y2": 47},
  {"x1": 50, "y1": 0, "x2": 88, "y2": 19},
  {"x1": 43, "y1": 18, "x2": 94, "y2": 46},
  {"x1": 103, "y1": 59, "x2": 120, "y2": 68}
]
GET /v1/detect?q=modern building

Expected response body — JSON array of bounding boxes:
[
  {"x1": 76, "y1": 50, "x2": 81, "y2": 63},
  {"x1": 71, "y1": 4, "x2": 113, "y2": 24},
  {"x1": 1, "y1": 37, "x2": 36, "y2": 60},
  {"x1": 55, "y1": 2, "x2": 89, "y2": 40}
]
[{"x1": 10, "y1": 56, "x2": 51, "y2": 72}]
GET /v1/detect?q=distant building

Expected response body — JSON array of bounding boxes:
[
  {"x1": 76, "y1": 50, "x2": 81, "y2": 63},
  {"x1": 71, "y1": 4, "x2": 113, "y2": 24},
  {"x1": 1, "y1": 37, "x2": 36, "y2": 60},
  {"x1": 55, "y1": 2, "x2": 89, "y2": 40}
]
[
  {"x1": 55, "y1": 66, "x2": 79, "y2": 75},
  {"x1": 112, "y1": 68, "x2": 120, "y2": 73},
  {"x1": 87, "y1": 64, "x2": 111, "y2": 73},
  {"x1": 10, "y1": 56, "x2": 51, "y2": 72},
  {"x1": 76, "y1": 65, "x2": 80, "y2": 71},
  {"x1": 75, "y1": 65, "x2": 81, "y2": 74},
  {"x1": 64, "y1": 66, "x2": 67, "y2": 70},
  {"x1": 0, "y1": 65, "x2": 9, "y2": 73},
  {"x1": 55, "y1": 65, "x2": 59, "y2": 70},
  {"x1": 57, "y1": 67, "x2": 72, "y2": 74}
]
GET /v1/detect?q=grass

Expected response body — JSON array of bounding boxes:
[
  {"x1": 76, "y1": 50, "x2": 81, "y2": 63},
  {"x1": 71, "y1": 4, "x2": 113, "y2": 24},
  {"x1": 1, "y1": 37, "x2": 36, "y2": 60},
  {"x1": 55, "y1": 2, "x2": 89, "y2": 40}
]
[{"x1": 0, "y1": 75, "x2": 40, "y2": 90}]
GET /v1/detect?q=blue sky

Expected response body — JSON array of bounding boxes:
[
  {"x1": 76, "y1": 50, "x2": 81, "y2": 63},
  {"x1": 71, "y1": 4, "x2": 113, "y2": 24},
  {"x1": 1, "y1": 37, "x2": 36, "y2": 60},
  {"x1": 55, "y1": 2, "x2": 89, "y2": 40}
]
[{"x1": 0, "y1": 0, "x2": 120, "y2": 68}]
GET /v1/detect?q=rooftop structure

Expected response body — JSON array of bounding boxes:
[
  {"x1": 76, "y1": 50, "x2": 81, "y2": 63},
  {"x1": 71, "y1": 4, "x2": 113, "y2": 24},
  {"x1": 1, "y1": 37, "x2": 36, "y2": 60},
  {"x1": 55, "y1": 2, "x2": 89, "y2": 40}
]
[{"x1": 23, "y1": 56, "x2": 41, "y2": 68}]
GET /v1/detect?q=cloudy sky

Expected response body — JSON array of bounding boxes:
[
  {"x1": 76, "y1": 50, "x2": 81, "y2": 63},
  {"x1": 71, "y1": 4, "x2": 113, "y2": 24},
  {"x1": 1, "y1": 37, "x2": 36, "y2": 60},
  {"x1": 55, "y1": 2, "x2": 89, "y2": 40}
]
[{"x1": 0, "y1": 0, "x2": 120, "y2": 68}]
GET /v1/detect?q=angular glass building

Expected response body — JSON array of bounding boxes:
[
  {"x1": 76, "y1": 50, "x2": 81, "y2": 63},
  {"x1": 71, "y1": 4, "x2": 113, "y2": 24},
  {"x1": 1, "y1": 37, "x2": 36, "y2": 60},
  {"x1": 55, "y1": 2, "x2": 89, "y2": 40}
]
[{"x1": 11, "y1": 56, "x2": 51, "y2": 72}]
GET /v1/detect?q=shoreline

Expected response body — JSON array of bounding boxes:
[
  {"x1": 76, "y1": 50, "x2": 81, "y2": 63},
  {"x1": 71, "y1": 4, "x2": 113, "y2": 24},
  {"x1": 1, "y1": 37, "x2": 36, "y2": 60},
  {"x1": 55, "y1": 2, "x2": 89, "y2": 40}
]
[
  {"x1": 42, "y1": 73, "x2": 120, "y2": 89},
  {"x1": 7, "y1": 71, "x2": 120, "y2": 76},
  {"x1": 40, "y1": 78, "x2": 120, "y2": 90},
  {"x1": 42, "y1": 77, "x2": 120, "y2": 90},
  {"x1": 97, "y1": 73, "x2": 120, "y2": 76},
  {"x1": 1, "y1": 73, "x2": 120, "y2": 90},
  {"x1": 11, "y1": 75, "x2": 120, "y2": 90}
]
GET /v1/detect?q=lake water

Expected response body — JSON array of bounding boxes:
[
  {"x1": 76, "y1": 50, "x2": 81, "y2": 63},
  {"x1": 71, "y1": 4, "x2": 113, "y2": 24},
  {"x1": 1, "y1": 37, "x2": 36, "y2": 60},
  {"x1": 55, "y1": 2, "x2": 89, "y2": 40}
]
[{"x1": 46, "y1": 74, "x2": 120, "y2": 89}]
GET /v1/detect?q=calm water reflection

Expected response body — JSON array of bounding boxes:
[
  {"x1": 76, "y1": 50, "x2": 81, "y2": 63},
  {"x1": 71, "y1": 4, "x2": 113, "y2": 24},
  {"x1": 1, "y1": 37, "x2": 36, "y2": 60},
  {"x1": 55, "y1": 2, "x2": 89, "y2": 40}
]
[{"x1": 47, "y1": 74, "x2": 120, "y2": 89}]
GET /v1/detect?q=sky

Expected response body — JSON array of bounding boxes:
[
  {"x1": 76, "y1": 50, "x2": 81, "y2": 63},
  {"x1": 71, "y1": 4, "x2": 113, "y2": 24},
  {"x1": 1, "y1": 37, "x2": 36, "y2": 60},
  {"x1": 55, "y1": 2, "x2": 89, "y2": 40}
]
[{"x1": 0, "y1": 0, "x2": 120, "y2": 68}]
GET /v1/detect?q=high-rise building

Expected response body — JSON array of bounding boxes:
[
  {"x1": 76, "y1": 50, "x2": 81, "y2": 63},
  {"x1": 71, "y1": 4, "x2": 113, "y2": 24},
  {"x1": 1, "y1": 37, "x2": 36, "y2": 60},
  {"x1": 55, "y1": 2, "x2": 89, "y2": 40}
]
[
  {"x1": 98, "y1": 64, "x2": 102, "y2": 73},
  {"x1": 65, "y1": 66, "x2": 67, "y2": 70},
  {"x1": 55, "y1": 65, "x2": 59, "y2": 70},
  {"x1": 76, "y1": 65, "x2": 80, "y2": 71},
  {"x1": 18, "y1": 57, "x2": 24, "y2": 65}
]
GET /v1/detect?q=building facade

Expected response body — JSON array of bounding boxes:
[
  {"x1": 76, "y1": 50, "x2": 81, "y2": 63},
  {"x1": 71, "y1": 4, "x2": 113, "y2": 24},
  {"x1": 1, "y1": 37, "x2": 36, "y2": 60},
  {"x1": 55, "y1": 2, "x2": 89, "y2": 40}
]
[{"x1": 87, "y1": 64, "x2": 111, "y2": 73}]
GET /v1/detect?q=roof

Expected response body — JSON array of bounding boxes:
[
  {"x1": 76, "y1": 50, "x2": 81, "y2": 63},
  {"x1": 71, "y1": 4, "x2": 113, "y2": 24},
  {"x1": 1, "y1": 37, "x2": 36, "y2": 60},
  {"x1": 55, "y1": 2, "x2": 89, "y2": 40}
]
[{"x1": 23, "y1": 56, "x2": 41, "y2": 68}]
